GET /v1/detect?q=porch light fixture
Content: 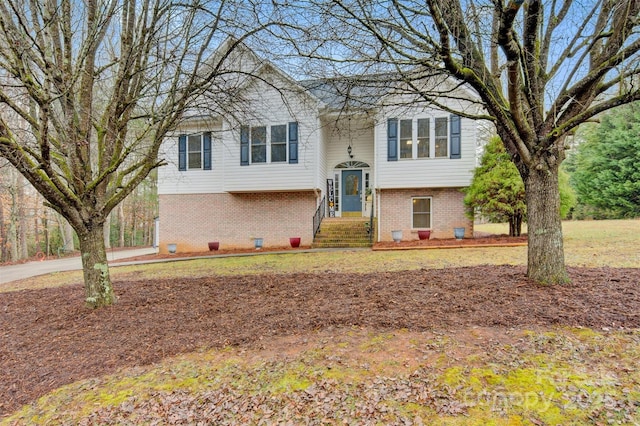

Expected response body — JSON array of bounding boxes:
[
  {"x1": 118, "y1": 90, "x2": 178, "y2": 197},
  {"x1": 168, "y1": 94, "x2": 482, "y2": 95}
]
[{"x1": 347, "y1": 144, "x2": 353, "y2": 158}]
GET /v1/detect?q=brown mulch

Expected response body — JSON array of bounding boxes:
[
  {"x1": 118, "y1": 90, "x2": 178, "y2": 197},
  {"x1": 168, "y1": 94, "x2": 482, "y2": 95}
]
[
  {"x1": 373, "y1": 234, "x2": 528, "y2": 250},
  {"x1": 1, "y1": 265, "x2": 639, "y2": 418}
]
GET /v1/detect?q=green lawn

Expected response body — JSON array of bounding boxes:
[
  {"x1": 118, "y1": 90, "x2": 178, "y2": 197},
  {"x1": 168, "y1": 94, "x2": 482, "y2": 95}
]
[{"x1": 4, "y1": 219, "x2": 638, "y2": 294}]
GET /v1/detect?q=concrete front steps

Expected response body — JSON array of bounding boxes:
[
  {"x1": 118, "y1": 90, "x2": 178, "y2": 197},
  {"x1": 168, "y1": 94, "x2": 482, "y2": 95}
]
[{"x1": 312, "y1": 217, "x2": 374, "y2": 248}]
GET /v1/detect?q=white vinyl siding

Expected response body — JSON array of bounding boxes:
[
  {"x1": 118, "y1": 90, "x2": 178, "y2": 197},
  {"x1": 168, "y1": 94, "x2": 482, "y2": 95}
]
[
  {"x1": 223, "y1": 74, "x2": 319, "y2": 192},
  {"x1": 375, "y1": 112, "x2": 476, "y2": 188},
  {"x1": 158, "y1": 126, "x2": 223, "y2": 195}
]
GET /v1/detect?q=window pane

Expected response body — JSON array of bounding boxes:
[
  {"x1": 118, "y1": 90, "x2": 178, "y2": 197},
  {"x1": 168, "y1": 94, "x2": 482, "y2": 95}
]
[
  {"x1": 271, "y1": 125, "x2": 286, "y2": 143},
  {"x1": 413, "y1": 197, "x2": 430, "y2": 213},
  {"x1": 345, "y1": 174, "x2": 359, "y2": 196},
  {"x1": 400, "y1": 119, "x2": 412, "y2": 159},
  {"x1": 251, "y1": 127, "x2": 266, "y2": 145},
  {"x1": 251, "y1": 127, "x2": 266, "y2": 163},
  {"x1": 435, "y1": 117, "x2": 448, "y2": 157},
  {"x1": 413, "y1": 213, "x2": 431, "y2": 228},
  {"x1": 188, "y1": 152, "x2": 201, "y2": 169},
  {"x1": 251, "y1": 146, "x2": 266, "y2": 163},
  {"x1": 417, "y1": 118, "x2": 430, "y2": 158},
  {"x1": 271, "y1": 143, "x2": 286, "y2": 162},
  {"x1": 187, "y1": 134, "x2": 202, "y2": 169}
]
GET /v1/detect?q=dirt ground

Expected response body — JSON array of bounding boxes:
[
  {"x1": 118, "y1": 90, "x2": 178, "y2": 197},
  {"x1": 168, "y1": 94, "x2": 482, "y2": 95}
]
[{"x1": 1, "y1": 264, "x2": 638, "y2": 418}]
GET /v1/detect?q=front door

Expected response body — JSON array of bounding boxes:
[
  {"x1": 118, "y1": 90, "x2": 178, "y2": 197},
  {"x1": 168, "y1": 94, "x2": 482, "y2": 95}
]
[{"x1": 341, "y1": 170, "x2": 362, "y2": 216}]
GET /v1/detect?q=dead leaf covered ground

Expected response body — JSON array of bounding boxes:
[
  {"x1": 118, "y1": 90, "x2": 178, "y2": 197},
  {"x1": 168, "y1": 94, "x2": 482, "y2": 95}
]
[{"x1": 1, "y1": 264, "x2": 639, "y2": 423}]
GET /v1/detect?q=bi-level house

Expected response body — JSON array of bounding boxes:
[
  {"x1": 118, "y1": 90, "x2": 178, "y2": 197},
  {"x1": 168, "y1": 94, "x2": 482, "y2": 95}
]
[{"x1": 157, "y1": 42, "x2": 482, "y2": 252}]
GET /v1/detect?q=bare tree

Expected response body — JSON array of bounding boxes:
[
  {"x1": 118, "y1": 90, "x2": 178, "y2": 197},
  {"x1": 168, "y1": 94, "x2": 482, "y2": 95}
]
[
  {"x1": 281, "y1": 0, "x2": 640, "y2": 283},
  {"x1": 0, "y1": 0, "x2": 275, "y2": 307}
]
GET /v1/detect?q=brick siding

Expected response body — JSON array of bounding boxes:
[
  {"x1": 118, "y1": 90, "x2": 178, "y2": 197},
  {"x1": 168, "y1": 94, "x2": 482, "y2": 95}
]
[
  {"x1": 378, "y1": 188, "x2": 472, "y2": 241},
  {"x1": 158, "y1": 192, "x2": 317, "y2": 253}
]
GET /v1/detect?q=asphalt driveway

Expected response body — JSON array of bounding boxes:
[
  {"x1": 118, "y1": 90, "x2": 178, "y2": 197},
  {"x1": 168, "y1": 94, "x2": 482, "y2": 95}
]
[{"x1": 0, "y1": 247, "x2": 158, "y2": 285}]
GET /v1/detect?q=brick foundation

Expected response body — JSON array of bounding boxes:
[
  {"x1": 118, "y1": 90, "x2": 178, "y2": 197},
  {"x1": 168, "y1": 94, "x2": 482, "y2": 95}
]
[
  {"x1": 377, "y1": 188, "x2": 472, "y2": 241},
  {"x1": 158, "y1": 192, "x2": 318, "y2": 253}
]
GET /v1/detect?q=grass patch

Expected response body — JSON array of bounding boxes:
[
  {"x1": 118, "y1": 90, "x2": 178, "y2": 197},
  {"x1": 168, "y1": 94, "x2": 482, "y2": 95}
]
[
  {"x1": 4, "y1": 328, "x2": 639, "y2": 424},
  {"x1": 2, "y1": 219, "x2": 638, "y2": 294}
]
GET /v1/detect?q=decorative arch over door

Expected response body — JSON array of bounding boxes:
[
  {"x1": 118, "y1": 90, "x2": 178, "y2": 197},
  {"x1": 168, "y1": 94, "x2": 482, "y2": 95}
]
[{"x1": 335, "y1": 160, "x2": 370, "y2": 169}]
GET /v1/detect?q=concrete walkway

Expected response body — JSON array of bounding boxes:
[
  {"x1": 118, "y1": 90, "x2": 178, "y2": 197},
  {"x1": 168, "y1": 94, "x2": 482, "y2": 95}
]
[{"x1": 0, "y1": 247, "x2": 158, "y2": 285}]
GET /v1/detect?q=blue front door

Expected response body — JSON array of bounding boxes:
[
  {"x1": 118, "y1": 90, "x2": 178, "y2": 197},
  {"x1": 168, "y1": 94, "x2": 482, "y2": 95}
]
[{"x1": 341, "y1": 170, "x2": 362, "y2": 214}]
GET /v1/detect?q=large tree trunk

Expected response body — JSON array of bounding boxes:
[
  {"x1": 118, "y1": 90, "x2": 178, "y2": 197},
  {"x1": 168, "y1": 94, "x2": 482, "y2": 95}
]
[
  {"x1": 525, "y1": 167, "x2": 569, "y2": 284},
  {"x1": 78, "y1": 224, "x2": 116, "y2": 308}
]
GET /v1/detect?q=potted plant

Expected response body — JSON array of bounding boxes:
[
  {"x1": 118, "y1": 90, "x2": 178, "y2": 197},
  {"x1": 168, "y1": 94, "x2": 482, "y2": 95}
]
[
  {"x1": 454, "y1": 227, "x2": 465, "y2": 240},
  {"x1": 289, "y1": 237, "x2": 301, "y2": 248},
  {"x1": 208, "y1": 242, "x2": 219, "y2": 251},
  {"x1": 418, "y1": 230, "x2": 431, "y2": 240},
  {"x1": 167, "y1": 243, "x2": 177, "y2": 254},
  {"x1": 391, "y1": 230, "x2": 403, "y2": 243}
]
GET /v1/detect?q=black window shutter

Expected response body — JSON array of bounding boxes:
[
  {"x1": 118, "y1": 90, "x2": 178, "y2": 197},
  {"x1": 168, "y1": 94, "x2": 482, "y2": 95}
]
[
  {"x1": 387, "y1": 118, "x2": 398, "y2": 161},
  {"x1": 288, "y1": 121, "x2": 298, "y2": 164},
  {"x1": 178, "y1": 134, "x2": 187, "y2": 171},
  {"x1": 203, "y1": 132, "x2": 212, "y2": 170},
  {"x1": 450, "y1": 114, "x2": 461, "y2": 159},
  {"x1": 240, "y1": 126, "x2": 249, "y2": 166}
]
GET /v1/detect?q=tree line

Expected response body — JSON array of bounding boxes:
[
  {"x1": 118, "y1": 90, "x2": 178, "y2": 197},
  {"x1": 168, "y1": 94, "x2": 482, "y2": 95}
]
[{"x1": 0, "y1": 162, "x2": 157, "y2": 263}]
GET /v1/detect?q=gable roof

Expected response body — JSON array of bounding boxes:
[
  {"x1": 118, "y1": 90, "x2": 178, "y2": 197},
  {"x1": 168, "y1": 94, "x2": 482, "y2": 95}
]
[{"x1": 299, "y1": 74, "x2": 396, "y2": 111}]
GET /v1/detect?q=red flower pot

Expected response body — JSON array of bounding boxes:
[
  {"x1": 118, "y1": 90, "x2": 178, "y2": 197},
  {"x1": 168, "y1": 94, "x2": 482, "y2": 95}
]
[
  {"x1": 418, "y1": 230, "x2": 431, "y2": 240},
  {"x1": 208, "y1": 242, "x2": 219, "y2": 251},
  {"x1": 289, "y1": 237, "x2": 301, "y2": 248}
]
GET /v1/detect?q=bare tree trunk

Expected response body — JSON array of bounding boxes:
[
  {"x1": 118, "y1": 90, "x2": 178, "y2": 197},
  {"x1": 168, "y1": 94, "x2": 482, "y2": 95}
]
[
  {"x1": 64, "y1": 221, "x2": 75, "y2": 251},
  {"x1": 16, "y1": 176, "x2": 28, "y2": 259},
  {"x1": 78, "y1": 224, "x2": 115, "y2": 308},
  {"x1": 104, "y1": 213, "x2": 111, "y2": 249},
  {"x1": 0, "y1": 194, "x2": 6, "y2": 262},
  {"x1": 8, "y1": 174, "x2": 18, "y2": 262},
  {"x1": 525, "y1": 168, "x2": 569, "y2": 284},
  {"x1": 57, "y1": 214, "x2": 76, "y2": 252},
  {"x1": 509, "y1": 213, "x2": 523, "y2": 237},
  {"x1": 118, "y1": 203, "x2": 125, "y2": 247}
]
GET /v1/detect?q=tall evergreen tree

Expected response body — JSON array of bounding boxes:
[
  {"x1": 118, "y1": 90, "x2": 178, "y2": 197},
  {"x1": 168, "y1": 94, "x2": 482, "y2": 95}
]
[
  {"x1": 570, "y1": 105, "x2": 640, "y2": 218},
  {"x1": 466, "y1": 136, "x2": 575, "y2": 236}
]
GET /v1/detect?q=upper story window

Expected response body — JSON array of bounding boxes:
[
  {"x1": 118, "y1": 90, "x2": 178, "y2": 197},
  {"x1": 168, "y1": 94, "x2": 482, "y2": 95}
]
[
  {"x1": 435, "y1": 117, "x2": 448, "y2": 158},
  {"x1": 387, "y1": 115, "x2": 461, "y2": 161},
  {"x1": 241, "y1": 122, "x2": 298, "y2": 165},
  {"x1": 251, "y1": 126, "x2": 267, "y2": 163},
  {"x1": 178, "y1": 132, "x2": 212, "y2": 171}
]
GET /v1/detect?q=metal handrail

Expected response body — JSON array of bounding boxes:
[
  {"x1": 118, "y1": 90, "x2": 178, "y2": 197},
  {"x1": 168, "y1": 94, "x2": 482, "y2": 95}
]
[{"x1": 313, "y1": 196, "x2": 326, "y2": 238}]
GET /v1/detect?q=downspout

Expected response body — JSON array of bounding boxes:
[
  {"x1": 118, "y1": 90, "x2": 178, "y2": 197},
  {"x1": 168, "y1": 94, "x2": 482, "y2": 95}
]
[
  {"x1": 373, "y1": 117, "x2": 381, "y2": 243},
  {"x1": 315, "y1": 115, "x2": 322, "y2": 200},
  {"x1": 376, "y1": 189, "x2": 381, "y2": 243}
]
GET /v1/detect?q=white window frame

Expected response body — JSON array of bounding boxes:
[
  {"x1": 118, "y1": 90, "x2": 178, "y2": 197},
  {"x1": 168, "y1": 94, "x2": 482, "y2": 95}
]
[
  {"x1": 270, "y1": 124, "x2": 287, "y2": 163},
  {"x1": 187, "y1": 133, "x2": 204, "y2": 170},
  {"x1": 412, "y1": 196, "x2": 432, "y2": 229},
  {"x1": 434, "y1": 117, "x2": 449, "y2": 158},
  {"x1": 397, "y1": 116, "x2": 450, "y2": 160},
  {"x1": 248, "y1": 124, "x2": 289, "y2": 164}
]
